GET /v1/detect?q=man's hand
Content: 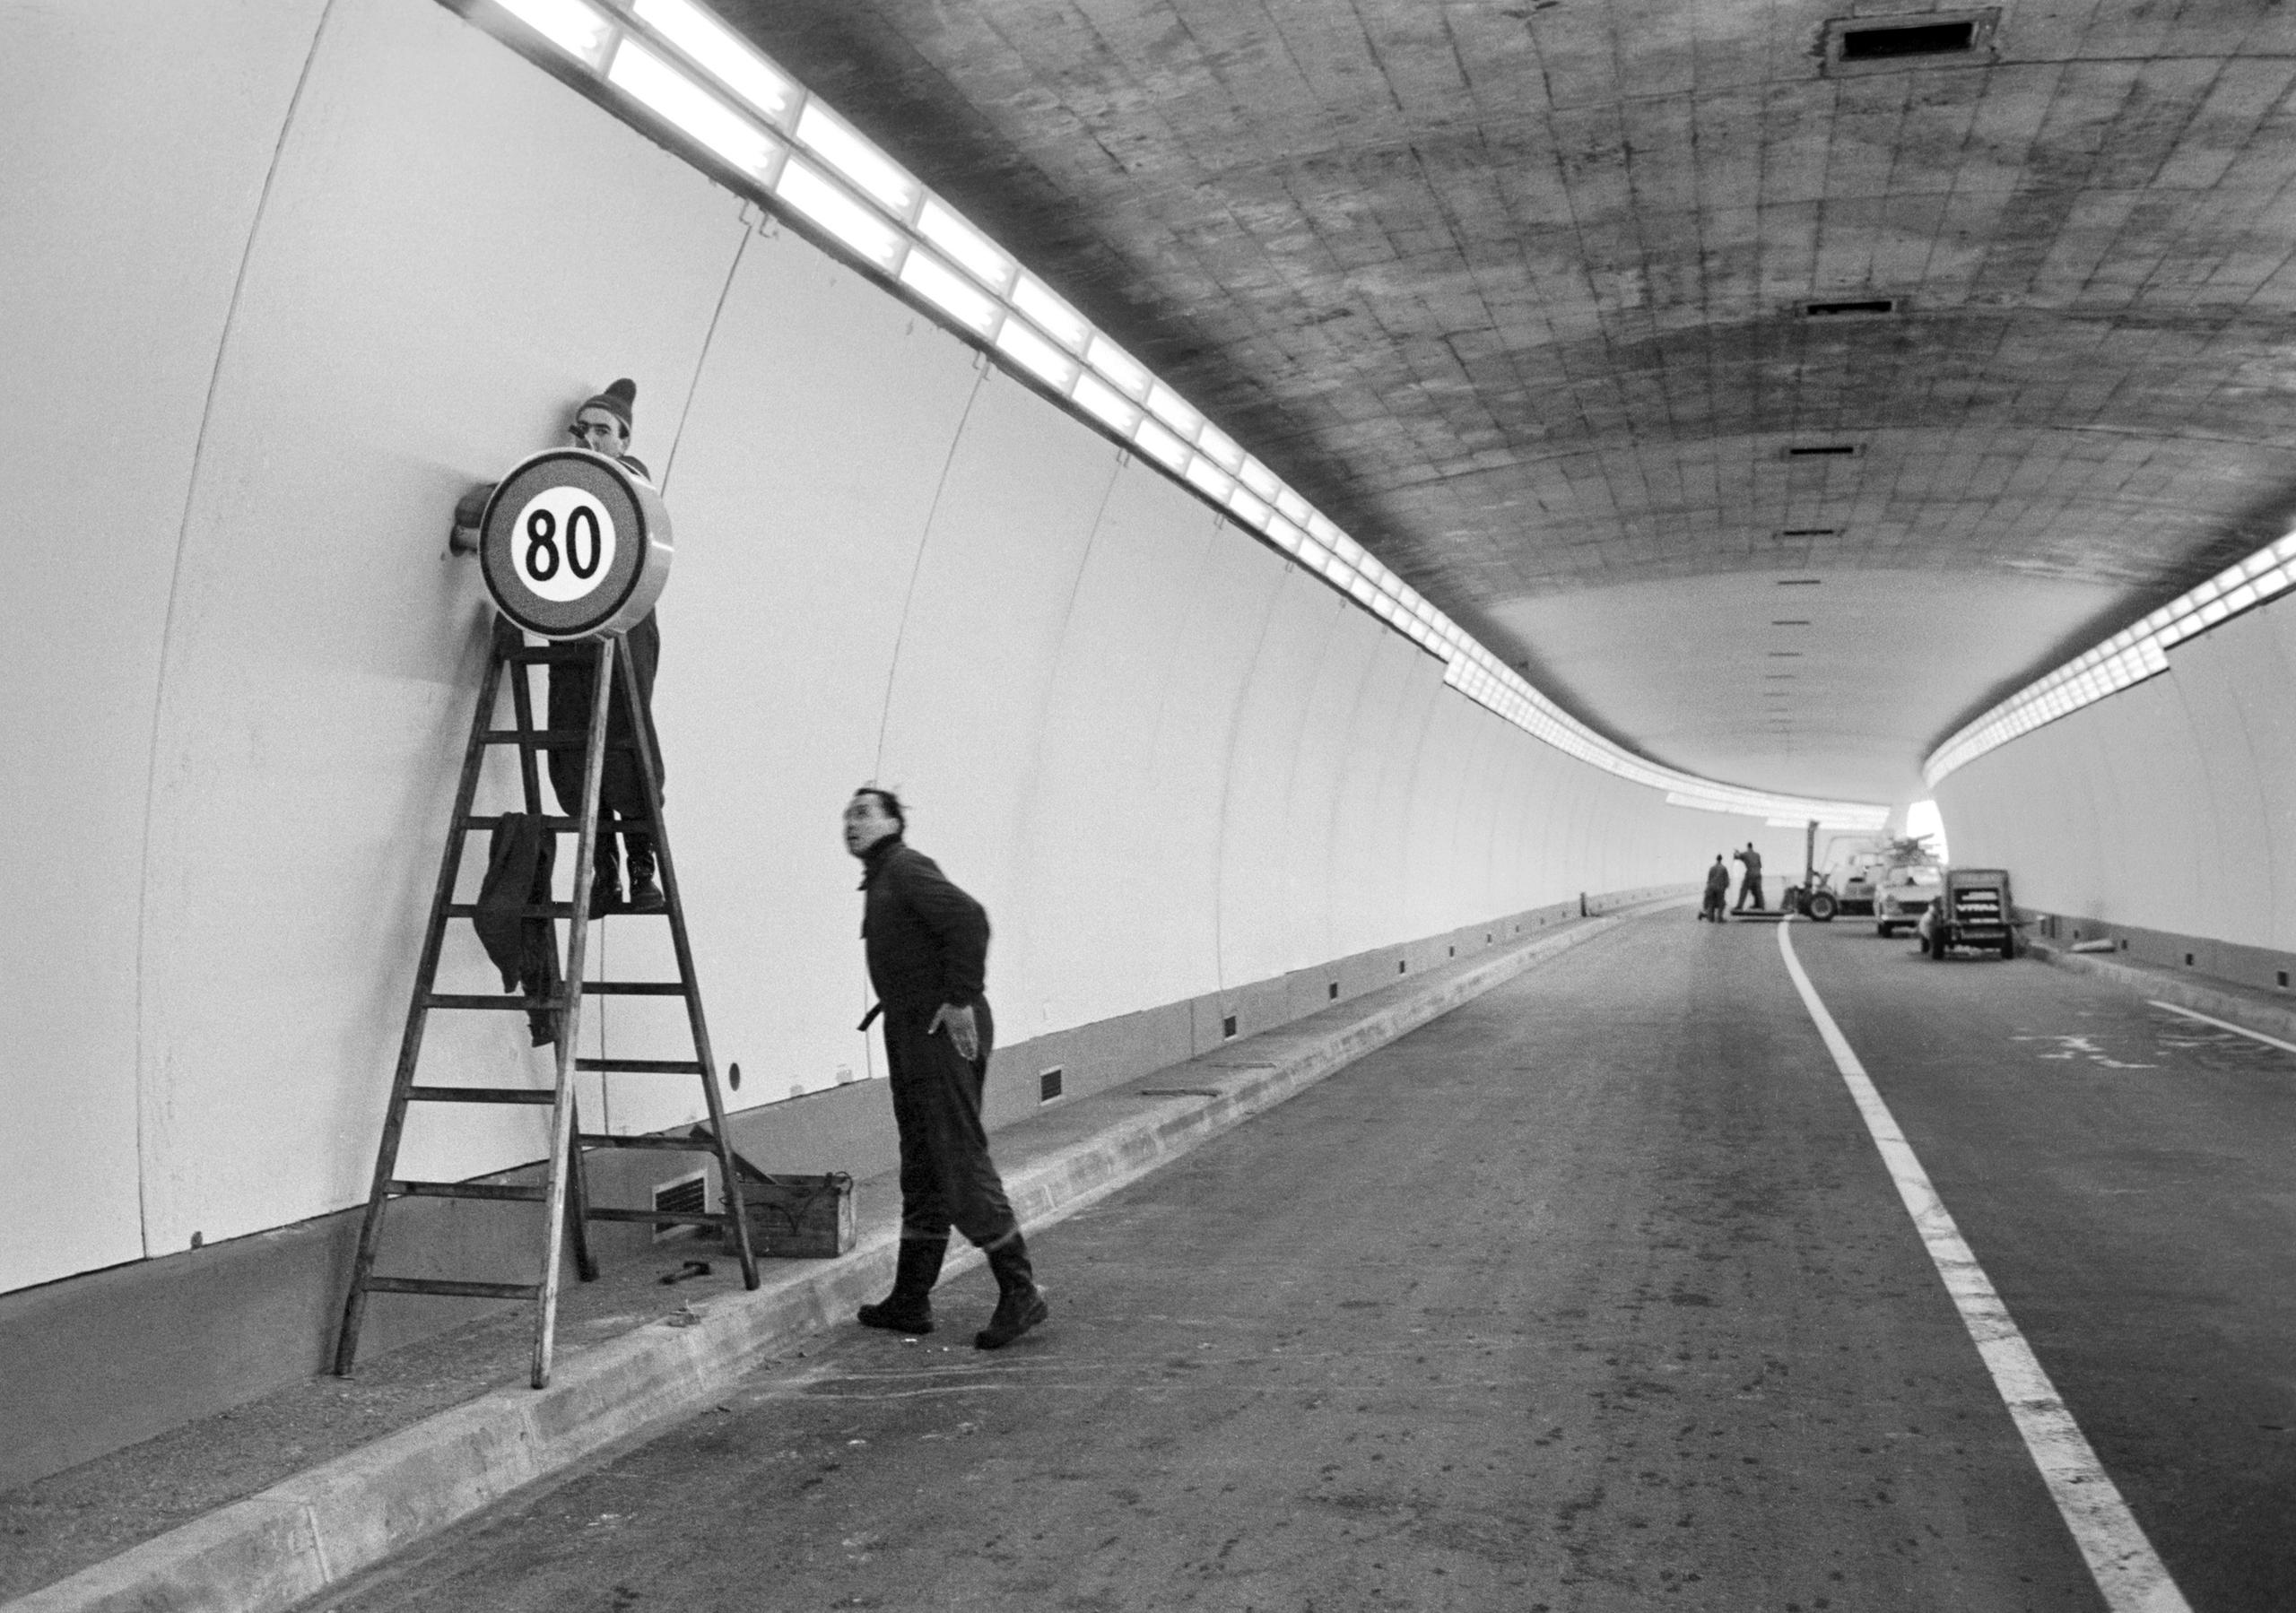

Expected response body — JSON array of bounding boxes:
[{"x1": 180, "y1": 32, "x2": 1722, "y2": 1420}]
[{"x1": 928, "y1": 1002, "x2": 979, "y2": 1062}]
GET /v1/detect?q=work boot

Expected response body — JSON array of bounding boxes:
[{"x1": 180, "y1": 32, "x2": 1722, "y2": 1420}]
[
  {"x1": 627, "y1": 873, "x2": 665, "y2": 913},
  {"x1": 857, "y1": 1236, "x2": 946, "y2": 1335},
  {"x1": 587, "y1": 879, "x2": 621, "y2": 920},
  {"x1": 974, "y1": 1231, "x2": 1048, "y2": 1350}
]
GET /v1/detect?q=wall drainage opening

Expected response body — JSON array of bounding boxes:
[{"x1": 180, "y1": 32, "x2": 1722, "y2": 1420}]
[
  {"x1": 1778, "y1": 577, "x2": 1823, "y2": 586},
  {"x1": 1802, "y1": 297, "x2": 1898, "y2": 317},
  {"x1": 1327, "y1": 981, "x2": 1339, "y2": 1000},
  {"x1": 1222, "y1": 1014, "x2": 1237, "y2": 1039},
  {"x1": 2277, "y1": 970, "x2": 2289, "y2": 989},
  {"x1": 1783, "y1": 444, "x2": 1861, "y2": 459},
  {"x1": 1039, "y1": 1066, "x2": 1065, "y2": 1103}
]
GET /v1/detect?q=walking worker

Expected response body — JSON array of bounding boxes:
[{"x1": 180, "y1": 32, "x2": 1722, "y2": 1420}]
[
  {"x1": 844, "y1": 787, "x2": 1048, "y2": 1350},
  {"x1": 545, "y1": 378, "x2": 665, "y2": 918},
  {"x1": 1700, "y1": 854, "x2": 1730, "y2": 921},
  {"x1": 1732, "y1": 841, "x2": 1766, "y2": 913}
]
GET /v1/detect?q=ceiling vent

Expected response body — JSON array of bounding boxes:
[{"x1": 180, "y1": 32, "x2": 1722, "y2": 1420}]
[
  {"x1": 1801, "y1": 298, "x2": 1897, "y2": 317},
  {"x1": 1821, "y1": 10, "x2": 1998, "y2": 75}
]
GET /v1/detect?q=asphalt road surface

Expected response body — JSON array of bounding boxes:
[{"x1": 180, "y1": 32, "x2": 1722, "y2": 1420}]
[{"x1": 312, "y1": 913, "x2": 2296, "y2": 1612}]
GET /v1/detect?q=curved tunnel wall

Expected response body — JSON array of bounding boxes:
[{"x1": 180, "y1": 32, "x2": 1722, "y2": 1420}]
[
  {"x1": 3, "y1": 0, "x2": 1799, "y2": 1303},
  {"x1": 1935, "y1": 588, "x2": 2296, "y2": 977}
]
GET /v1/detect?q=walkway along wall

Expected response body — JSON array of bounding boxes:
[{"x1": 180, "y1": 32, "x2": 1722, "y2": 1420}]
[
  {"x1": 1935, "y1": 587, "x2": 2296, "y2": 993},
  {"x1": 2, "y1": 0, "x2": 1803, "y2": 1481}
]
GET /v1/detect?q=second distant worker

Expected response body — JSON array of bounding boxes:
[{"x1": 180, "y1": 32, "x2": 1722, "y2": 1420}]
[{"x1": 1732, "y1": 841, "x2": 1766, "y2": 913}]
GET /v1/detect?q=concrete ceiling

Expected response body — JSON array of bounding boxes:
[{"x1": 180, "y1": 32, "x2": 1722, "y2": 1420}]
[{"x1": 717, "y1": 0, "x2": 2296, "y2": 805}]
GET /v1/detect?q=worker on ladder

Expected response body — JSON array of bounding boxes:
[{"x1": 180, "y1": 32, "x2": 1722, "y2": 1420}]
[{"x1": 548, "y1": 379, "x2": 665, "y2": 917}]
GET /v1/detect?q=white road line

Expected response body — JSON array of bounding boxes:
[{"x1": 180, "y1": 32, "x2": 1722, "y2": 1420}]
[
  {"x1": 1776, "y1": 919, "x2": 2191, "y2": 1613},
  {"x1": 2146, "y1": 998, "x2": 2296, "y2": 1056}
]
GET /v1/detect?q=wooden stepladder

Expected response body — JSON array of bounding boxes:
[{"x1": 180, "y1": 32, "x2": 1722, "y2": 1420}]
[{"x1": 335, "y1": 616, "x2": 759, "y2": 1388}]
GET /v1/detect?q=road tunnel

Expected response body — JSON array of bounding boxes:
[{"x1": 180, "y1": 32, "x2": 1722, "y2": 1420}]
[{"x1": 6, "y1": 3, "x2": 2294, "y2": 1609}]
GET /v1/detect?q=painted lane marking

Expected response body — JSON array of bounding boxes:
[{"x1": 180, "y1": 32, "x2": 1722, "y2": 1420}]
[
  {"x1": 2146, "y1": 999, "x2": 2296, "y2": 1056},
  {"x1": 1776, "y1": 920, "x2": 2191, "y2": 1613}
]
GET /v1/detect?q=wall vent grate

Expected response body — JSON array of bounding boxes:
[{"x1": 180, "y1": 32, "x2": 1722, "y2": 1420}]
[
  {"x1": 1783, "y1": 444, "x2": 1860, "y2": 459},
  {"x1": 1802, "y1": 298, "x2": 1898, "y2": 317},
  {"x1": 1039, "y1": 1066, "x2": 1065, "y2": 1103},
  {"x1": 652, "y1": 1173, "x2": 707, "y2": 1240},
  {"x1": 1822, "y1": 10, "x2": 1999, "y2": 75}
]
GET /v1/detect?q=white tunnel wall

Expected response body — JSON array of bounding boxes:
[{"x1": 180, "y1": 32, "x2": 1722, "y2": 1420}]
[
  {"x1": 1935, "y1": 589, "x2": 2296, "y2": 954},
  {"x1": 5, "y1": 0, "x2": 1786, "y2": 1296}
]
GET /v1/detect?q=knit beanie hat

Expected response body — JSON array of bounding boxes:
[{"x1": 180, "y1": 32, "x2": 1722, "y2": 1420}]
[{"x1": 579, "y1": 377, "x2": 636, "y2": 430}]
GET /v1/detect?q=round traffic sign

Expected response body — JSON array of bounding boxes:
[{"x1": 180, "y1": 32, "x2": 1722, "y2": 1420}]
[{"x1": 479, "y1": 449, "x2": 673, "y2": 638}]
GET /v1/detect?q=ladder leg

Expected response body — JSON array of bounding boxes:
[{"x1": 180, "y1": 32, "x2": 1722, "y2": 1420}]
[
  {"x1": 336, "y1": 626, "x2": 510, "y2": 1376},
  {"x1": 534, "y1": 636, "x2": 615, "y2": 1389},
  {"x1": 563, "y1": 1090, "x2": 600, "y2": 1283},
  {"x1": 615, "y1": 642, "x2": 761, "y2": 1291}
]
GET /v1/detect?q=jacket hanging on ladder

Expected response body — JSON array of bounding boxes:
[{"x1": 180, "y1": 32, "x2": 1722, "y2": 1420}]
[{"x1": 473, "y1": 811, "x2": 562, "y2": 1046}]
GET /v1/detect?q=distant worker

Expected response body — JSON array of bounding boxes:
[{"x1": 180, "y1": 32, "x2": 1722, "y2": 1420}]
[
  {"x1": 545, "y1": 379, "x2": 664, "y2": 917},
  {"x1": 1732, "y1": 841, "x2": 1765, "y2": 913},
  {"x1": 1700, "y1": 854, "x2": 1730, "y2": 922},
  {"x1": 844, "y1": 787, "x2": 1048, "y2": 1351}
]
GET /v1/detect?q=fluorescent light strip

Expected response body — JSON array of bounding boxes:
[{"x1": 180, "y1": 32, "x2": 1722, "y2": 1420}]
[
  {"x1": 996, "y1": 317, "x2": 1080, "y2": 390},
  {"x1": 500, "y1": 0, "x2": 614, "y2": 65},
  {"x1": 793, "y1": 100, "x2": 919, "y2": 215},
  {"x1": 495, "y1": 0, "x2": 1886, "y2": 831},
  {"x1": 917, "y1": 197, "x2": 1014, "y2": 292},
  {"x1": 1073, "y1": 370, "x2": 1143, "y2": 434},
  {"x1": 608, "y1": 39, "x2": 783, "y2": 180},
  {"x1": 898, "y1": 248, "x2": 1000, "y2": 336},
  {"x1": 1013, "y1": 275, "x2": 1090, "y2": 352},
  {"x1": 1925, "y1": 528, "x2": 2296, "y2": 788},
  {"x1": 631, "y1": 0, "x2": 794, "y2": 122},
  {"x1": 772, "y1": 157, "x2": 902, "y2": 269}
]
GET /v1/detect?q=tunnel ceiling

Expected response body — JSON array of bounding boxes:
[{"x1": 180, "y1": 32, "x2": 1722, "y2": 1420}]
[{"x1": 713, "y1": 0, "x2": 2296, "y2": 806}]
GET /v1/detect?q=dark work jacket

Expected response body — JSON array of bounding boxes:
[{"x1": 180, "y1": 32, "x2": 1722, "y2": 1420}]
[
  {"x1": 473, "y1": 812, "x2": 563, "y2": 1046},
  {"x1": 858, "y1": 837, "x2": 989, "y2": 1013}
]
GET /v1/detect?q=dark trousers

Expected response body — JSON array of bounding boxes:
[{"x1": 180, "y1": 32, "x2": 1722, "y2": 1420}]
[
  {"x1": 1735, "y1": 876, "x2": 1765, "y2": 912},
  {"x1": 882, "y1": 1000, "x2": 1017, "y2": 1248},
  {"x1": 546, "y1": 743, "x2": 656, "y2": 889},
  {"x1": 1701, "y1": 886, "x2": 1726, "y2": 921}
]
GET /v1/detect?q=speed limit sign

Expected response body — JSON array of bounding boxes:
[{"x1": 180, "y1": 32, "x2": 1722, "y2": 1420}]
[{"x1": 479, "y1": 449, "x2": 673, "y2": 638}]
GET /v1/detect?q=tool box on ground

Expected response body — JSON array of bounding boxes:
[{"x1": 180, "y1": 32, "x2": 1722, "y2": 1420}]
[{"x1": 691, "y1": 1127, "x2": 856, "y2": 1257}]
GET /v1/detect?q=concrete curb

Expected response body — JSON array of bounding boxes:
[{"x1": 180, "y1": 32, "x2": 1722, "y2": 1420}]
[
  {"x1": 2029, "y1": 941, "x2": 2296, "y2": 1045},
  {"x1": 7, "y1": 910, "x2": 1646, "y2": 1613}
]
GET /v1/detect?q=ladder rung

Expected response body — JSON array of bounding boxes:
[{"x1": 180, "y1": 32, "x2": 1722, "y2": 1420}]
[
  {"x1": 576, "y1": 1058, "x2": 704, "y2": 1074},
  {"x1": 483, "y1": 730, "x2": 637, "y2": 749},
  {"x1": 408, "y1": 1085, "x2": 556, "y2": 1105},
  {"x1": 461, "y1": 814, "x2": 582, "y2": 832},
  {"x1": 583, "y1": 1208, "x2": 740, "y2": 1227},
  {"x1": 388, "y1": 1180, "x2": 548, "y2": 1201},
  {"x1": 361, "y1": 1278, "x2": 542, "y2": 1300},
  {"x1": 445, "y1": 903, "x2": 575, "y2": 919},
  {"x1": 424, "y1": 993, "x2": 569, "y2": 1011},
  {"x1": 587, "y1": 982, "x2": 690, "y2": 997},
  {"x1": 578, "y1": 1132, "x2": 720, "y2": 1150}
]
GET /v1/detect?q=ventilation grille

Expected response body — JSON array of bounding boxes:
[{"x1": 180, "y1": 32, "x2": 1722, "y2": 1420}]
[
  {"x1": 651, "y1": 1172, "x2": 707, "y2": 1241},
  {"x1": 1802, "y1": 298, "x2": 1898, "y2": 317},
  {"x1": 1822, "y1": 10, "x2": 1998, "y2": 75},
  {"x1": 1783, "y1": 444, "x2": 1861, "y2": 459},
  {"x1": 1039, "y1": 1066, "x2": 1065, "y2": 1103}
]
